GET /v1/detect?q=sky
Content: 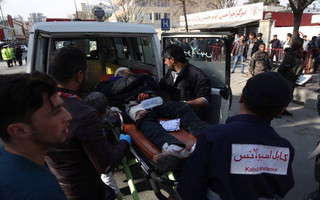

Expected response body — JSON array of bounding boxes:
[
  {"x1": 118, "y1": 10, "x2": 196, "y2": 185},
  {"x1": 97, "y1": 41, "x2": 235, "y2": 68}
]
[
  {"x1": 0, "y1": 0, "x2": 103, "y2": 20},
  {"x1": 0, "y1": 0, "x2": 300, "y2": 21}
]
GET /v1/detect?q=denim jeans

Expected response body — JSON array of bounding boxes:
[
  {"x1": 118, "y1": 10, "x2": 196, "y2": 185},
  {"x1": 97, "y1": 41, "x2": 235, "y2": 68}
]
[
  {"x1": 232, "y1": 54, "x2": 245, "y2": 72},
  {"x1": 136, "y1": 100, "x2": 209, "y2": 149}
]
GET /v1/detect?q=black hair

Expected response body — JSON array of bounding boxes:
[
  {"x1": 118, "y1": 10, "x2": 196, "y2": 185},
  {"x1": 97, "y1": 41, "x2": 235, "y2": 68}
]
[
  {"x1": 257, "y1": 33, "x2": 263, "y2": 37},
  {"x1": 83, "y1": 92, "x2": 109, "y2": 116},
  {"x1": 49, "y1": 46, "x2": 87, "y2": 83},
  {"x1": 0, "y1": 72, "x2": 57, "y2": 143},
  {"x1": 287, "y1": 33, "x2": 292, "y2": 37},
  {"x1": 249, "y1": 32, "x2": 256, "y2": 38},
  {"x1": 163, "y1": 44, "x2": 186, "y2": 63},
  {"x1": 259, "y1": 43, "x2": 266, "y2": 47}
]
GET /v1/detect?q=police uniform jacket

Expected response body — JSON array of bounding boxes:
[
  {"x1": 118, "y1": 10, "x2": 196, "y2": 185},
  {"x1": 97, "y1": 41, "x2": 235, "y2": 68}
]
[{"x1": 178, "y1": 114, "x2": 295, "y2": 200}]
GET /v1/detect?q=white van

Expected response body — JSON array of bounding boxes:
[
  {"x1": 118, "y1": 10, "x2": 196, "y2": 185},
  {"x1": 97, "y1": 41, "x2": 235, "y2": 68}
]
[{"x1": 27, "y1": 21, "x2": 231, "y2": 124}]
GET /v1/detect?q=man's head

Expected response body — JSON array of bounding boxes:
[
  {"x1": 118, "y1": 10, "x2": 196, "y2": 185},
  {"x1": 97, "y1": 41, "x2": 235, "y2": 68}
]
[
  {"x1": 257, "y1": 33, "x2": 263, "y2": 39},
  {"x1": 249, "y1": 32, "x2": 256, "y2": 40},
  {"x1": 83, "y1": 92, "x2": 109, "y2": 117},
  {"x1": 163, "y1": 44, "x2": 186, "y2": 71},
  {"x1": 240, "y1": 72, "x2": 291, "y2": 119},
  {"x1": 239, "y1": 35, "x2": 245, "y2": 42},
  {"x1": 50, "y1": 47, "x2": 88, "y2": 92},
  {"x1": 0, "y1": 72, "x2": 72, "y2": 147},
  {"x1": 287, "y1": 33, "x2": 292, "y2": 39},
  {"x1": 312, "y1": 36, "x2": 317, "y2": 42},
  {"x1": 273, "y1": 35, "x2": 277, "y2": 39},
  {"x1": 291, "y1": 38, "x2": 303, "y2": 53},
  {"x1": 303, "y1": 35, "x2": 307, "y2": 41},
  {"x1": 114, "y1": 67, "x2": 132, "y2": 77},
  {"x1": 258, "y1": 43, "x2": 266, "y2": 52}
]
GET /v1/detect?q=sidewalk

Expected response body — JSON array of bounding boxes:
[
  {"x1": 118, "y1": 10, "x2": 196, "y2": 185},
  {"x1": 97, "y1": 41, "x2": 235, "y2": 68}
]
[{"x1": 0, "y1": 60, "x2": 27, "y2": 75}]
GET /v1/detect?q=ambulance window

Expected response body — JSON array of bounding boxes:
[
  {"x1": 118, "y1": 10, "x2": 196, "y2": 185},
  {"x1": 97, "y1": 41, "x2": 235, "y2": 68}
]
[
  {"x1": 54, "y1": 39, "x2": 98, "y2": 60},
  {"x1": 114, "y1": 38, "x2": 130, "y2": 60},
  {"x1": 34, "y1": 37, "x2": 49, "y2": 72},
  {"x1": 130, "y1": 37, "x2": 155, "y2": 65}
]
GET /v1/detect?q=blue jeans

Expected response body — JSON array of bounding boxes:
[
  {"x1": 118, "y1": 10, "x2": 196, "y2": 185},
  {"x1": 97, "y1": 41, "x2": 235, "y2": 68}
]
[
  {"x1": 232, "y1": 54, "x2": 245, "y2": 72},
  {"x1": 136, "y1": 100, "x2": 209, "y2": 149}
]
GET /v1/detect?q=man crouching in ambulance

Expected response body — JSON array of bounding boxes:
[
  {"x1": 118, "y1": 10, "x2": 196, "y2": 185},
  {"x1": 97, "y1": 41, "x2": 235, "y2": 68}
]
[{"x1": 177, "y1": 72, "x2": 295, "y2": 200}]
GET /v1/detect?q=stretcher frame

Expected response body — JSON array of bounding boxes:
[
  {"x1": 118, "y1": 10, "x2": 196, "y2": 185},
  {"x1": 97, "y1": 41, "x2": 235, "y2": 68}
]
[{"x1": 107, "y1": 113, "x2": 183, "y2": 200}]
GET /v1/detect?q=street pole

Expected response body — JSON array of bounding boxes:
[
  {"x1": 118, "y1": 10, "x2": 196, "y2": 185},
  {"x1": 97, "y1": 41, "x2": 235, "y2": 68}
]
[
  {"x1": 0, "y1": 5, "x2": 6, "y2": 28},
  {"x1": 74, "y1": 0, "x2": 79, "y2": 19}
]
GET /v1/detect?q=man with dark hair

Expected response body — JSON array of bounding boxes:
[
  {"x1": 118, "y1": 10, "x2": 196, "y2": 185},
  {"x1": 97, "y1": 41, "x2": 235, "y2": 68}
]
[
  {"x1": 231, "y1": 35, "x2": 248, "y2": 73},
  {"x1": 284, "y1": 33, "x2": 293, "y2": 49},
  {"x1": 177, "y1": 72, "x2": 295, "y2": 200},
  {"x1": 160, "y1": 44, "x2": 211, "y2": 109},
  {"x1": 278, "y1": 39, "x2": 304, "y2": 116},
  {"x1": 0, "y1": 72, "x2": 71, "y2": 199},
  {"x1": 249, "y1": 43, "x2": 271, "y2": 76},
  {"x1": 46, "y1": 46, "x2": 131, "y2": 200}
]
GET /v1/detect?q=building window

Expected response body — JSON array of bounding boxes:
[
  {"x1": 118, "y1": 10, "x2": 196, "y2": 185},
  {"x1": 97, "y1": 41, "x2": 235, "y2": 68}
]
[
  {"x1": 145, "y1": 13, "x2": 152, "y2": 21},
  {"x1": 160, "y1": 0, "x2": 169, "y2": 7},
  {"x1": 154, "y1": 13, "x2": 161, "y2": 20},
  {"x1": 164, "y1": 13, "x2": 170, "y2": 19}
]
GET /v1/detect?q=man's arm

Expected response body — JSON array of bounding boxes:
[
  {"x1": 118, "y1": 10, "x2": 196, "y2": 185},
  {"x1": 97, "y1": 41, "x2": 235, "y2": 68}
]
[
  {"x1": 177, "y1": 132, "x2": 211, "y2": 200},
  {"x1": 191, "y1": 71, "x2": 211, "y2": 107},
  {"x1": 80, "y1": 111, "x2": 129, "y2": 174},
  {"x1": 186, "y1": 97, "x2": 208, "y2": 107},
  {"x1": 249, "y1": 54, "x2": 256, "y2": 76}
]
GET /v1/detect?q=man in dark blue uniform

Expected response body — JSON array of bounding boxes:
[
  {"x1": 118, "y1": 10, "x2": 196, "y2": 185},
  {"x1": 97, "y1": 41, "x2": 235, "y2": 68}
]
[{"x1": 177, "y1": 72, "x2": 295, "y2": 200}]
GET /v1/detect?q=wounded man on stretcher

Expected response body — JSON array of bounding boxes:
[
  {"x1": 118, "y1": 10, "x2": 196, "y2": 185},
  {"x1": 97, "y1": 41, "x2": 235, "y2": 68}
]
[{"x1": 94, "y1": 67, "x2": 209, "y2": 171}]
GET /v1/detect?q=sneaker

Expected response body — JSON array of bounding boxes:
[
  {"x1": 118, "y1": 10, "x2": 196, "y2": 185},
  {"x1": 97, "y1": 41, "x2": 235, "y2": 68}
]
[
  {"x1": 153, "y1": 152, "x2": 185, "y2": 172},
  {"x1": 231, "y1": 71, "x2": 235, "y2": 73},
  {"x1": 162, "y1": 143, "x2": 190, "y2": 158},
  {"x1": 282, "y1": 109, "x2": 293, "y2": 116}
]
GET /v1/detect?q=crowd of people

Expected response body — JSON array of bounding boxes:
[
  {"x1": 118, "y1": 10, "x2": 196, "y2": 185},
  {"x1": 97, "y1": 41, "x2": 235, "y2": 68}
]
[
  {"x1": 0, "y1": 41, "x2": 317, "y2": 200},
  {"x1": 231, "y1": 32, "x2": 320, "y2": 75}
]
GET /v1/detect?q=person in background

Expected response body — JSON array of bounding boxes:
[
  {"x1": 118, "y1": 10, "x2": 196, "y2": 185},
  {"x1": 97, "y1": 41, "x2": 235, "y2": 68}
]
[
  {"x1": 303, "y1": 35, "x2": 310, "y2": 61},
  {"x1": 249, "y1": 43, "x2": 271, "y2": 77},
  {"x1": 283, "y1": 33, "x2": 293, "y2": 49},
  {"x1": 269, "y1": 34, "x2": 281, "y2": 64},
  {"x1": 0, "y1": 72, "x2": 72, "y2": 200},
  {"x1": 307, "y1": 36, "x2": 319, "y2": 73},
  {"x1": 8, "y1": 44, "x2": 16, "y2": 66},
  {"x1": 46, "y1": 46, "x2": 131, "y2": 200},
  {"x1": 278, "y1": 39, "x2": 304, "y2": 116},
  {"x1": 231, "y1": 35, "x2": 248, "y2": 73},
  {"x1": 256, "y1": 33, "x2": 264, "y2": 46},
  {"x1": 14, "y1": 44, "x2": 23, "y2": 66},
  {"x1": 177, "y1": 72, "x2": 295, "y2": 200},
  {"x1": 1, "y1": 45, "x2": 12, "y2": 68}
]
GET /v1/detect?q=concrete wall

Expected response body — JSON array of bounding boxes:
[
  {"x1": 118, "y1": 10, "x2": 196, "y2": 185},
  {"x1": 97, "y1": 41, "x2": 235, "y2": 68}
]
[{"x1": 271, "y1": 26, "x2": 320, "y2": 42}]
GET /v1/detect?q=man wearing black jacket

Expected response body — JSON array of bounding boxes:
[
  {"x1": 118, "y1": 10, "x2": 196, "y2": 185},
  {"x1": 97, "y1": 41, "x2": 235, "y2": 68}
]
[
  {"x1": 46, "y1": 47, "x2": 131, "y2": 200},
  {"x1": 160, "y1": 44, "x2": 211, "y2": 108}
]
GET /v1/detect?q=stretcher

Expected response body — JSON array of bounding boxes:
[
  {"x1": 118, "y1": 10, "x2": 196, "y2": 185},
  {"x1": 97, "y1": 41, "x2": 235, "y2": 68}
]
[{"x1": 107, "y1": 112, "x2": 197, "y2": 200}]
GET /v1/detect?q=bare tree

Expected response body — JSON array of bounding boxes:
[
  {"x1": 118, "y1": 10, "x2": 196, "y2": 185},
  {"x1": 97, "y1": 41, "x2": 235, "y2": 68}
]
[
  {"x1": 103, "y1": 0, "x2": 149, "y2": 23},
  {"x1": 174, "y1": 0, "x2": 198, "y2": 32},
  {"x1": 288, "y1": 0, "x2": 316, "y2": 41},
  {"x1": 246, "y1": 0, "x2": 279, "y2": 5},
  {"x1": 205, "y1": 0, "x2": 237, "y2": 9}
]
